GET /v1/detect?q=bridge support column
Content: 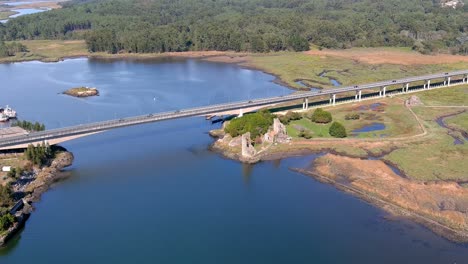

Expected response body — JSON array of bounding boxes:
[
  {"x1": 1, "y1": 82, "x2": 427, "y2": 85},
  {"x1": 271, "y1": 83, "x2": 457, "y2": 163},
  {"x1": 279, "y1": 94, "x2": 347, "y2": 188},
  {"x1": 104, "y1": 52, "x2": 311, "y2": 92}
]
[
  {"x1": 358, "y1": 90, "x2": 362, "y2": 101},
  {"x1": 331, "y1": 94, "x2": 336, "y2": 106},
  {"x1": 427, "y1": 80, "x2": 431, "y2": 89},
  {"x1": 302, "y1": 98, "x2": 309, "y2": 110},
  {"x1": 355, "y1": 91, "x2": 358, "y2": 101},
  {"x1": 238, "y1": 109, "x2": 243, "y2": 117},
  {"x1": 447, "y1": 77, "x2": 451, "y2": 86},
  {"x1": 464, "y1": 75, "x2": 468, "y2": 83},
  {"x1": 405, "y1": 83, "x2": 409, "y2": 93},
  {"x1": 444, "y1": 78, "x2": 447, "y2": 86},
  {"x1": 383, "y1": 86, "x2": 386, "y2": 96}
]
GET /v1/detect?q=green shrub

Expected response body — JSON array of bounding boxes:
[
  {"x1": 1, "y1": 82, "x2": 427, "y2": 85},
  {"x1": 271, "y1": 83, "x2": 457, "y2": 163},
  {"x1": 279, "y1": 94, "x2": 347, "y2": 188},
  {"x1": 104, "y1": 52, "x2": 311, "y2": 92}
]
[
  {"x1": 11, "y1": 120, "x2": 45, "y2": 132},
  {"x1": 329, "y1": 122, "x2": 347, "y2": 138},
  {"x1": 0, "y1": 214, "x2": 15, "y2": 232},
  {"x1": 279, "y1": 111, "x2": 302, "y2": 125},
  {"x1": 308, "y1": 108, "x2": 332, "y2": 124},
  {"x1": 0, "y1": 185, "x2": 12, "y2": 208},
  {"x1": 24, "y1": 142, "x2": 54, "y2": 167},
  {"x1": 298, "y1": 130, "x2": 313, "y2": 139},
  {"x1": 345, "y1": 113, "x2": 360, "y2": 120},
  {"x1": 224, "y1": 110, "x2": 275, "y2": 139}
]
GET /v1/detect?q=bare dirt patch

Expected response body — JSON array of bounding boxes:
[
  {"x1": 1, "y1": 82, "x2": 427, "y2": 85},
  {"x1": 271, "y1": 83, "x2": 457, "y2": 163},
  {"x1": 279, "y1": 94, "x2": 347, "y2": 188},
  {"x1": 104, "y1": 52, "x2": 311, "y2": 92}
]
[{"x1": 305, "y1": 48, "x2": 468, "y2": 65}]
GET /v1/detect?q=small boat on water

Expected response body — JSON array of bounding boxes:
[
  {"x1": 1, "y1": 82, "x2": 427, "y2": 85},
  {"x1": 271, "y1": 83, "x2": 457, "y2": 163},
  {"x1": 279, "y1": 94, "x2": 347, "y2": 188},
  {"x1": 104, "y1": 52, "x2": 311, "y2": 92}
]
[
  {"x1": 0, "y1": 113, "x2": 8, "y2": 122},
  {"x1": 0, "y1": 105, "x2": 17, "y2": 120},
  {"x1": 3, "y1": 105, "x2": 16, "y2": 119}
]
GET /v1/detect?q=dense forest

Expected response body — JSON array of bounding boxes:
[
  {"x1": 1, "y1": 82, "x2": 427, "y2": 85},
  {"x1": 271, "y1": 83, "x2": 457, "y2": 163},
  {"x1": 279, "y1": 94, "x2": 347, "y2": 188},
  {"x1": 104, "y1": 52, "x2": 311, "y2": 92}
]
[{"x1": 0, "y1": 0, "x2": 467, "y2": 55}]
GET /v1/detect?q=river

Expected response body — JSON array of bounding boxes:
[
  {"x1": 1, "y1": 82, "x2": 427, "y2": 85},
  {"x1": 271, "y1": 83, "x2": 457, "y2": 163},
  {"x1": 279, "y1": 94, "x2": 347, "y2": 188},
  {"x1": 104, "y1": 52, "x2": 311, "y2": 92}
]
[
  {"x1": 0, "y1": 1, "x2": 51, "y2": 23},
  {"x1": 0, "y1": 58, "x2": 467, "y2": 263}
]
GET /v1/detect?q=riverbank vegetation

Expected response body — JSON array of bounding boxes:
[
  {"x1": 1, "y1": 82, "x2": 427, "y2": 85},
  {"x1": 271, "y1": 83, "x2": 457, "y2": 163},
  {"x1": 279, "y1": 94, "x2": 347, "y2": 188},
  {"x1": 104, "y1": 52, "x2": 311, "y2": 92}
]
[
  {"x1": 0, "y1": 146, "x2": 74, "y2": 245},
  {"x1": 0, "y1": 0, "x2": 467, "y2": 55},
  {"x1": 25, "y1": 143, "x2": 54, "y2": 167},
  {"x1": 224, "y1": 110, "x2": 274, "y2": 139},
  {"x1": 0, "y1": 41, "x2": 26, "y2": 57},
  {"x1": 12, "y1": 120, "x2": 45, "y2": 132}
]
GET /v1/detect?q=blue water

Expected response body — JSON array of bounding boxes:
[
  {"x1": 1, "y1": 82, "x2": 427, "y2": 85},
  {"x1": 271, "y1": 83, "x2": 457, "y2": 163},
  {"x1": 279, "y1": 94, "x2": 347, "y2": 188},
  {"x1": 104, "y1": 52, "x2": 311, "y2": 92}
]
[
  {"x1": 0, "y1": 58, "x2": 467, "y2": 263},
  {"x1": 295, "y1": 80, "x2": 321, "y2": 92},
  {"x1": 353, "y1": 122, "x2": 386, "y2": 133},
  {"x1": 330, "y1": 78, "x2": 341, "y2": 87},
  {"x1": 0, "y1": 1, "x2": 50, "y2": 23}
]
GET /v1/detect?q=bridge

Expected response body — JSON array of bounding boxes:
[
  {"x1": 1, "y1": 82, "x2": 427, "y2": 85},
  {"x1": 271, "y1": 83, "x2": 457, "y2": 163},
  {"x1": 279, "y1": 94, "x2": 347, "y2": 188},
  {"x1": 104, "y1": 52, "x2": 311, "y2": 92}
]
[{"x1": 0, "y1": 70, "x2": 467, "y2": 150}]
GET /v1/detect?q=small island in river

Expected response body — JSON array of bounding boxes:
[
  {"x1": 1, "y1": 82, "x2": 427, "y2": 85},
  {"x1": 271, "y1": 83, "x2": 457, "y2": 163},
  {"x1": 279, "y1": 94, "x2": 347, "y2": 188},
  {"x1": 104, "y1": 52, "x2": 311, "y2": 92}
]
[{"x1": 63, "y1": 87, "x2": 99, "y2": 97}]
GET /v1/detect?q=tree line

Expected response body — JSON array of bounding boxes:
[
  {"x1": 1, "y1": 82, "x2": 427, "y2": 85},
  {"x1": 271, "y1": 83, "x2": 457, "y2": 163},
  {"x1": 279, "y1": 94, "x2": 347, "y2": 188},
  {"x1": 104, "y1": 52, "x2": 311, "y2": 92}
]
[
  {"x1": 12, "y1": 120, "x2": 45, "y2": 132},
  {"x1": 0, "y1": 0, "x2": 466, "y2": 55}
]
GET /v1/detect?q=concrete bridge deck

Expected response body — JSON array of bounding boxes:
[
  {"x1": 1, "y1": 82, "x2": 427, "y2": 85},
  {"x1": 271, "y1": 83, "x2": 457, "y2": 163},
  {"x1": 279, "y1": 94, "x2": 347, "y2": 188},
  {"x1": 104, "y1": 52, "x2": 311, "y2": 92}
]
[{"x1": 0, "y1": 70, "x2": 467, "y2": 150}]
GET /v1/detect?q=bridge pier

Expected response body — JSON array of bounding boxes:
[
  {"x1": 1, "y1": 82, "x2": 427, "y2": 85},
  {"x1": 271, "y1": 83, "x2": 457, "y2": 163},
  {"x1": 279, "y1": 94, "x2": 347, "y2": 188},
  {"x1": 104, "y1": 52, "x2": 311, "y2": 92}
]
[
  {"x1": 447, "y1": 77, "x2": 451, "y2": 86},
  {"x1": 464, "y1": 75, "x2": 468, "y2": 83},
  {"x1": 379, "y1": 86, "x2": 387, "y2": 97},
  {"x1": 427, "y1": 80, "x2": 431, "y2": 89},
  {"x1": 238, "y1": 109, "x2": 243, "y2": 117},
  {"x1": 329, "y1": 94, "x2": 336, "y2": 106},
  {"x1": 302, "y1": 98, "x2": 309, "y2": 110},
  {"x1": 405, "y1": 83, "x2": 409, "y2": 93},
  {"x1": 355, "y1": 90, "x2": 362, "y2": 101}
]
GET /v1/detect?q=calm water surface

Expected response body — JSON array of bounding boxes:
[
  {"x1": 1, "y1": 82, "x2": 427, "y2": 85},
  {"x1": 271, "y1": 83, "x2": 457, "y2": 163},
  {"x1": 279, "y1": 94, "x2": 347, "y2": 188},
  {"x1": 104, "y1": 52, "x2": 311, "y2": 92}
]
[{"x1": 0, "y1": 58, "x2": 467, "y2": 263}]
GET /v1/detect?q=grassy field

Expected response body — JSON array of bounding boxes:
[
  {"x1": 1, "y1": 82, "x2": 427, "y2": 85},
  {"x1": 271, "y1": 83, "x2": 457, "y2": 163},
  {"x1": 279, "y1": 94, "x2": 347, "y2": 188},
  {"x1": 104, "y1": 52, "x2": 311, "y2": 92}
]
[
  {"x1": 0, "y1": 155, "x2": 23, "y2": 186},
  {"x1": 0, "y1": 40, "x2": 88, "y2": 63},
  {"x1": 285, "y1": 98, "x2": 421, "y2": 139},
  {"x1": 0, "y1": 10, "x2": 16, "y2": 20},
  {"x1": 382, "y1": 86, "x2": 468, "y2": 181},
  {"x1": 246, "y1": 50, "x2": 467, "y2": 89},
  {"x1": 445, "y1": 112, "x2": 468, "y2": 133},
  {"x1": 273, "y1": 85, "x2": 468, "y2": 182}
]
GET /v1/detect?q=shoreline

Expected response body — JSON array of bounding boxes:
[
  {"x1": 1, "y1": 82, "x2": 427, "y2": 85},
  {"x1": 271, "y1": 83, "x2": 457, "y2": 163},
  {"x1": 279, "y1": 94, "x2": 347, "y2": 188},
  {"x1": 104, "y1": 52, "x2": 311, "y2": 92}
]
[
  {"x1": 292, "y1": 167, "x2": 468, "y2": 243},
  {"x1": 0, "y1": 150, "x2": 74, "y2": 247},
  {"x1": 210, "y1": 143, "x2": 468, "y2": 242},
  {"x1": 208, "y1": 106, "x2": 468, "y2": 243}
]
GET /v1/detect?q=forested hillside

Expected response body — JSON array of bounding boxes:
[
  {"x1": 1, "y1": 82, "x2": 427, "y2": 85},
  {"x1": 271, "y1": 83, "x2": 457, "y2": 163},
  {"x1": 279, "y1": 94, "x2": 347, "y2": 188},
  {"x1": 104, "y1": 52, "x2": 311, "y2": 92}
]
[{"x1": 0, "y1": 0, "x2": 466, "y2": 54}]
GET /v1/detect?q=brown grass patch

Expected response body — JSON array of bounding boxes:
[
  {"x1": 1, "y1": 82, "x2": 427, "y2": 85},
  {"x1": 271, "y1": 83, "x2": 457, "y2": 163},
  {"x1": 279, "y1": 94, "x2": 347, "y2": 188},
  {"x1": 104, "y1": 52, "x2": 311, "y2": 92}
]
[{"x1": 305, "y1": 48, "x2": 468, "y2": 65}]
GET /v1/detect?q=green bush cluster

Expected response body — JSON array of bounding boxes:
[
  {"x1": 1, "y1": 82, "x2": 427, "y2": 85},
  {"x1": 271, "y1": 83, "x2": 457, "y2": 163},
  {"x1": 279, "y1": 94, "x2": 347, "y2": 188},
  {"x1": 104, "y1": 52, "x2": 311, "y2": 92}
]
[
  {"x1": 345, "y1": 113, "x2": 360, "y2": 120},
  {"x1": 224, "y1": 110, "x2": 274, "y2": 139},
  {"x1": 308, "y1": 108, "x2": 332, "y2": 124},
  {"x1": 298, "y1": 129, "x2": 313, "y2": 139},
  {"x1": 0, "y1": 185, "x2": 12, "y2": 208},
  {"x1": 0, "y1": 213, "x2": 15, "y2": 232},
  {"x1": 329, "y1": 122, "x2": 347, "y2": 138},
  {"x1": 24, "y1": 143, "x2": 54, "y2": 167},
  {"x1": 0, "y1": 41, "x2": 26, "y2": 57},
  {"x1": 278, "y1": 111, "x2": 302, "y2": 125},
  {"x1": 7, "y1": 167, "x2": 24, "y2": 179},
  {"x1": 12, "y1": 120, "x2": 45, "y2": 132}
]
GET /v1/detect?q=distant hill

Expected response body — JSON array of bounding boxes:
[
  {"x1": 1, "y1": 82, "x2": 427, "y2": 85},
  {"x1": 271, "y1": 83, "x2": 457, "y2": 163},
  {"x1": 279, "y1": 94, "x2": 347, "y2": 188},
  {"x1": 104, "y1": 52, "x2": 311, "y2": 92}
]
[{"x1": 0, "y1": 0, "x2": 466, "y2": 55}]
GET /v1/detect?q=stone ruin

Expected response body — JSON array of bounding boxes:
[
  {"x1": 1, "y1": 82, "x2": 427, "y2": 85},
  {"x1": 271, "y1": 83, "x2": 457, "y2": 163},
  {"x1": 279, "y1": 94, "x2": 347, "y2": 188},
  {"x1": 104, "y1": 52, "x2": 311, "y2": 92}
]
[
  {"x1": 263, "y1": 118, "x2": 290, "y2": 144},
  {"x1": 405, "y1": 95, "x2": 424, "y2": 107},
  {"x1": 241, "y1": 132, "x2": 256, "y2": 158},
  {"x1": 241, "y1": 118, "x2": 290, "y2": 159}
]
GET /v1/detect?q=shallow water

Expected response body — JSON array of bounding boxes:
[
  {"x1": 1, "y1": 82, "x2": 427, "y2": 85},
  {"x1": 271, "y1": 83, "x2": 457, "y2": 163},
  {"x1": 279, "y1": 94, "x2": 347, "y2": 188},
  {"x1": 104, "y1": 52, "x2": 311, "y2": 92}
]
[
  {"x1": 352, "y1": 122, "x2": 386, "y2": 133},
  {"x1": 0, "y1": 58, "x2": 467, "y2": 263}
]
